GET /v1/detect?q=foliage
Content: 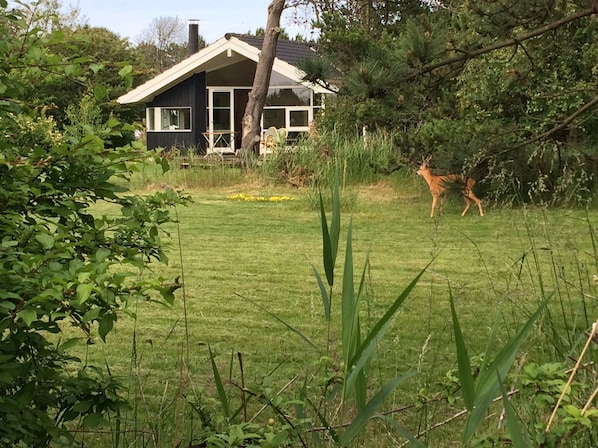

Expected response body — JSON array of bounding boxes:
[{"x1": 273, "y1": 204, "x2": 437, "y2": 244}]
[
  {"x1": 165, "y1": 174, "x2": 598, "y2": 448},
  {"x1": 7, "y1": 1, "x2": 148, "y2": 146},
  {"x1": 310, "y1": 0, "x2": 598, "y2": 204},
  {"x1": 0, "y1": 2, "x2": 189, "y2": 446},
  {"x1": 199, "y1": 176, "x2": 427, "y2": 447}
]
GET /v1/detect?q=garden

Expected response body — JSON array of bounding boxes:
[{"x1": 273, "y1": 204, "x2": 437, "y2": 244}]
[{"x1": 1, "y1": 1, "x2": 597, "y2": 446}]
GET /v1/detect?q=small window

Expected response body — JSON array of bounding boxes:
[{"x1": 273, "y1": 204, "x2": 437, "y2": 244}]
[
  {"x1": 290, "y1": 110, "x2": 309, "y2": 127},
  {"x1": 263, "y1": 108, "x2": 285, "y2": 129},
  {"x1": 146, "y1": 107, "x2": 191, "y2": 131}
]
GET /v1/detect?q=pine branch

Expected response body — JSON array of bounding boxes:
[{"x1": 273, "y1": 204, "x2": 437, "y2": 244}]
[{"x1": 403, "y1": 6, "x2": 598, "y2": 82}]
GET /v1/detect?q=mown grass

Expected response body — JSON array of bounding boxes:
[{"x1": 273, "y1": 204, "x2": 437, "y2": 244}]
[{"x1": 74, "y1": 168, "x2": 597, "y2": 447}]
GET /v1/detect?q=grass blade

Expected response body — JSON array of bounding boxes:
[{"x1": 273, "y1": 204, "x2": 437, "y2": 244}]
[
  {"x1": 208, "y1": 344, "x2": 230, "y2": 418},
  {"x1": 311, "y1": 264, "x2": 331, "y2": 321},
  {"x1": 463, "y1": 298, "x2": 547, "y2": 442},
  {"x1": 339, "y1": 372, "x2": 415, "y2": 447},
  {"x1": 353, "y1": 251, "x2": 370, "y2": 410},
  {"x1": 341, "y1": 219, "x2": 358, "y2": 371},
  {"x1": 449, "y1": 288, "x2": 475, "y2": 411},
  {"x1": 236, "y1": 293, "x2": 320, "y2": 353},
  {"x1": 377, "y1": 414, "x2": 427, "y2": 448},
  {"x1": 304, "y1": 395, "x2": 339, "y2": 443},
  {"x1": 319, "y1": 174, "x2": 341, "y2": 288},
  {"x1": 319, "y1": 191, "x2": 335, "y2": 287},
  {"x1": 330, "y1": 174, "x2": 341, "y2": 267},
  {"x1": 345, "y1": 261, "x2": 431, "y2": 395},
  {"x1": 498, "y1": 374, "x2": 527, "y2": 448}
]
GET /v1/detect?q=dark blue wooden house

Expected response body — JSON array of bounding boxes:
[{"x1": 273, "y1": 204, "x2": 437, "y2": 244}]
[{"x1": 118, "y1": 31, "x2": 329, "y2": 155}]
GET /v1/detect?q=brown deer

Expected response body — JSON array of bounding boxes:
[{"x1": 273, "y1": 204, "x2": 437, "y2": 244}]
[{"x1": 416, "y1": 156, "x2": 484, "y2": 218}]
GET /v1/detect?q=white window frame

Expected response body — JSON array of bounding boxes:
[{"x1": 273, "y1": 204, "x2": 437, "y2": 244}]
[
  {"x1": 286, "y1": 107, "x2": 311, "y2": 133},
  {"x1": 146, "y1": 107, "x2": 192, "y2": 132}
]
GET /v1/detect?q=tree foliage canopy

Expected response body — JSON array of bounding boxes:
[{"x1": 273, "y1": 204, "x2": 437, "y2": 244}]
[
  {"x1": 307, "y1": 0, "x2": 598, "y2": 204},
  {"x1": 0, "y1": 2, "x2": 188, "y2": 445}
]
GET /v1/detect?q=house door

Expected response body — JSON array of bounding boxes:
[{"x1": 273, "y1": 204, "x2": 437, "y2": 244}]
[{"x1": 207, "y1": 89, "x2": 235, "y2": 153}]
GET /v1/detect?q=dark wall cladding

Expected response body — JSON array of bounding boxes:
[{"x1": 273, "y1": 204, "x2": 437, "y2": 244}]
[
  {"x1": 147, "y1": 72, "x2": 207, "y2": 153},
  {"x1": 147, "y1": 132, "x2": 196, "y2": 153}
]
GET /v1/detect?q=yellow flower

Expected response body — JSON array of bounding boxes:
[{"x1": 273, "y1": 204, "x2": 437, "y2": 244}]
[{"x1": 228, "y1": 194, "x2": 296, "y2": 202}]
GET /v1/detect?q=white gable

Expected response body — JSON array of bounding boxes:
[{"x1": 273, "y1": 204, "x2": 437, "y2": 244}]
[{"x1": 118, "y1": 35, "x2": 324, "y2": 104}]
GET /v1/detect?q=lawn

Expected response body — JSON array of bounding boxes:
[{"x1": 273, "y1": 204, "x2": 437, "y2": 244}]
[{"x1": 78, "y1": 178, "x2": 598, "y2": 447}]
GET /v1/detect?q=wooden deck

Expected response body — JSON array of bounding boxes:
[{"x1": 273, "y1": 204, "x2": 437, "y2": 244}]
[{"x1": 180, "y1": 153, "x2": 241, "y2": 169}]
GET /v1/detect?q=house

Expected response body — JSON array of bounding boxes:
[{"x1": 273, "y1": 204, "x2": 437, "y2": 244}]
[{"x1": 117, "y1": 26, "x2": 330, "y2": 155}]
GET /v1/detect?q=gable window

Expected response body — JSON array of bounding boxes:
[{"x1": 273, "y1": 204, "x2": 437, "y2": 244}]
[
  {"x1": 265, "y1": 87, "x2": 311, "y2": 107},
  {"x1": 146, "y1": 107, "x2": 191, "y2": 131}
]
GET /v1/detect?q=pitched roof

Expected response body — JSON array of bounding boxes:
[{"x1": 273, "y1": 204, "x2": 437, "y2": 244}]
[
  {"x1": 228, "y1": 33, "x2": 318, "y2": 66},
  {"x1": 118, "y1": 34, "x2": 323, "y2": 105}
]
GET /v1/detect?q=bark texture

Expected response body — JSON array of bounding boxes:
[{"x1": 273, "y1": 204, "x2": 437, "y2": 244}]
[{"x1": 239, "y1": 0, "x2": 285, "y2": 168}]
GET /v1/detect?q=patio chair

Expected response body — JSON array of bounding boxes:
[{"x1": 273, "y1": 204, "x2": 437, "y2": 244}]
[{"x1": 261, "y1": 127, "x2": 287, "y2": 157}]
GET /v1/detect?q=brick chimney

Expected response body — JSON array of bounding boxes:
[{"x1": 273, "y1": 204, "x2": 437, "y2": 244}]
[{"x1": 188, "y1": 19, "x2": 200, "y2": 55}]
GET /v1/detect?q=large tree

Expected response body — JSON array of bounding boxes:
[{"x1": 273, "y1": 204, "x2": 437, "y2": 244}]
[
  {"x1": 239, "y1": 0, "x2": 286, "y2": 167},
  {"x1": 136, "y1": 16, "x2": 195, "y2": 73}
]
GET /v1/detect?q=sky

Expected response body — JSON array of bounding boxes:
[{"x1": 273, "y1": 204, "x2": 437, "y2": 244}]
[{"x1": 61, "y1": 0, "x2": 313, "y2": 45}]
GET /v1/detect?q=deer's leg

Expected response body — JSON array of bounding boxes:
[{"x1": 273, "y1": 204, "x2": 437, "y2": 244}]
[
  {"x1": 467, "y1": 191, "x2": 484, "y2": 216},
  {"x1": 461, "y1": 196, "x2": 472, "y2": 216},
  {"x1": 477, "y1": 200, "x2": 484, "y2": 216},
  {"x1": 465, "y1": 181, "x2": 484, "y2": 216},
  {"x1": 430, "y1": 195, "x2": 438, "y2": 218},
  {"x1": 439, "y1": 195, "x2": 445, "y2": 215}
]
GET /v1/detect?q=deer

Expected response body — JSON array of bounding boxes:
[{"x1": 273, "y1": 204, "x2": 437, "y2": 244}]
[{"x1": 416, "y1": 156, "x2": 484, "y2": 218}]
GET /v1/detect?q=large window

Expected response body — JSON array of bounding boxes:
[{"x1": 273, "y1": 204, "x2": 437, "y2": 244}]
[
  {"x1": 262, "y1": 87, "x2": 318, "y2": 138},
  {"x1": 146, "y1": 107, "x2": 191, "y2": 131}
]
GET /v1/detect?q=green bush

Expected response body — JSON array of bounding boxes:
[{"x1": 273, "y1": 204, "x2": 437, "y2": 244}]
[{"x1": 0, "y1": 5, "x2": 189, "y2": 446}]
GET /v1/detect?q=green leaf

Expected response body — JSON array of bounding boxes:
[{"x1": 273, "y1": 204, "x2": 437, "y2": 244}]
[
  {"x1": 82, "y1": 412, "x2": 105, "y2": 428},
  {"x1": 13, "y1": 382, "x2": 35, "y2": 408},
  {"x1": 319, "y1": 191, "x2": 334, "y2": 286},
  {"x1": 330, "y1": 175, "x2": 341, "y2": 268},
  {"x1": 312, "y1": 265, "x2": 331, "y2": 321},
  {"x1": 95, "y1": 248, "x2": 111, "y2": 262},
  {"x1": 208, "y1": 345, "x2": 230, "y2": 418},
  {"x1": 156, "y1": 155, "x2": 171, "y2": 173},
  {"x1": 499, "y1": 376, "x2": 527, "y2": 448},
  {"x1": 118, "y1": 64, "x2": 132, "y2": 77},
  {"x1": 73, "y1": 400, "x2": 93, "y2": 413},
  {"x1": 59, "y1": 338, "x2": 84, "y2": 351},
  {"x1": 17, "y1": 308, "x2": 37, "y2": 327},
  {"x1": 340, "y1": 372, "x2": 415, "y2": 447},
  {"x1": 98, "y1": 314, "x2": 114, "y2": 342},
  {"x1": 82, "y1": 307, "x2": 101, "y2": 323},
  {"x1": 269, "y1": 429, "x2": 289, "y2": 446},
  {"x1": 341, "y1": 219, "x2": 357, "y2": 371},
  {"x1": 35, "y1": 233, "x2": 55, "y2": 249},
  {"x1": 89, "y1": 63, "x2": 104, "y2": 74},
  {"x1": 93, "y1": 85, "x2": 108, "y2": 101},
  {"x1": 463, "y1": 298, "x2": 547, "y2": 443},
  {"x1": 77, "y1": 283, "x2": 93, "y2": 304},
  {"x1": 449, "y1": 290, "x2": 475, "y2": 411}
]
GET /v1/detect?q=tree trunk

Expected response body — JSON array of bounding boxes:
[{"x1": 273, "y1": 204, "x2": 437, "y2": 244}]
[{"x1": 239, "y1": 0, "x2": 285, "y2": 169}]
